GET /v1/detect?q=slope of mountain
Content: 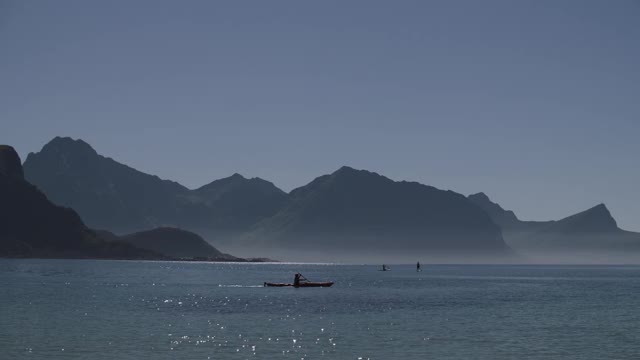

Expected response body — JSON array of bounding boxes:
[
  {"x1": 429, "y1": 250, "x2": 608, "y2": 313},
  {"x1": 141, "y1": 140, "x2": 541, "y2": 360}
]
[
  {"x1": 245, "y1": 166, "x2": 509, "y2": 257},
  {"x1": 0, "y1": 145, "x2": 24, "y2": 179},
  {"x1": 468, "y1": 192, "x2": 519, "y2": 228},
  {"x1": 0, "y1": 145, "x2": 159, "y2": 259},
  {"x1": 189, "y1": 173, "x2": 289, "y2": 234},
  {"x1": 118, "y1": 227, "x2": 240, "y2": 260},
  {"x1": 23, "y1": 137, "x2": 288, "y2": 237},
  {"x1": 22, "y1": 137, "x2": 190, "y2": 232},
  {"x1": 468, "y1": 192, "x2": 548, "y2": 233},
  {"x1": 468, "y1": 192, "x2": 640, "y2": 253},
  {"x1": 541, "y1": 204, "x2": 617, "y2": 234}
]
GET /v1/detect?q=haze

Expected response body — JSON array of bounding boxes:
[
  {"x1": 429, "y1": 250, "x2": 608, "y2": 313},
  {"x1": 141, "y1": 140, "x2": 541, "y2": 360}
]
[{"x1": 1, "y1": 0, "x2": 639, "y2": 231}]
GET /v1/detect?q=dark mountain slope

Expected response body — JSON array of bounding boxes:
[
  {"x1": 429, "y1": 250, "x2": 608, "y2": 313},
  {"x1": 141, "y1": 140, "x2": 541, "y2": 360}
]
[
  {"x1": 540, "y1": 204, "x2": 617, "y2": 234},
  {"x1": 0, "y1": 145, "x2": 24, "y2": 179},
  {"x1": 23, "y1": 137, "x2": 288, "y2": 237},
  {"x1": 468, "y1": 193, "x2": 640, "y2": 252},
  {"x1": 119, "y1": 227, "x2": 239, "y2": 260},
  {"x1": 468, "y1": 192, "x2": 520, "y2": 228},
  {"x1": 0, "y1": 145, "x2": 158, "y2": 259},
  {"x1": 247, "y1": 166, "x2": 508, "y2": 254},
  {"x1": 468, "y1": 192, "x2": 547, "y2": 232},
  {"x1": 190, "y1": 173, "x2": 289, "y2": 232},
  {"x1": 23, "y1": 137, "x2": 190, "y2": 232}
]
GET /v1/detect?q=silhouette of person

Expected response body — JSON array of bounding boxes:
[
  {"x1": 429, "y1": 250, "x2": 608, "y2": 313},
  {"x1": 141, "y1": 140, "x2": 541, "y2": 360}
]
[{"x1": 294, "y1": 273, "x2": 306, "y2": 287}]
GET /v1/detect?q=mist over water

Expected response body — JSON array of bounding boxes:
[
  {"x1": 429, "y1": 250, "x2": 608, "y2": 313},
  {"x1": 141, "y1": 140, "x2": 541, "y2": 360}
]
[
  {"x1": 218, "y1": 243, "x2": 640, "y2": 265},
  {"x1": 2, "y1": 259, "x2": 639, "y2": 359}
]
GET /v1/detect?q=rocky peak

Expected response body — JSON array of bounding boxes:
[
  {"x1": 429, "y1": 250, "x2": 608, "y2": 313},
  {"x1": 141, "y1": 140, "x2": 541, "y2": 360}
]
[
  {"x1": 332, "y1": 165, "x2": 370, "y2": 177},
  {"x1": 24, "y1": 137, "x2": 101, "y2": 175},
  {"x1": 39, "y1": 136, "x2": 98, "y2": 157},
  {"x1": 329, "y1": 166, "x2": 388, "y2": 184},
  {"x1": 551, "y1": 203, "x2": 618, "y2": 233},
  {"x1": 468, "y1": 192, "x2": 519, "y2": 227},
  {"x1": 468, "y1": 192, "x2": 491, "y2": 203},
  {"x1": 0, "y1": 145, "x2": 24, "y2": 179}
]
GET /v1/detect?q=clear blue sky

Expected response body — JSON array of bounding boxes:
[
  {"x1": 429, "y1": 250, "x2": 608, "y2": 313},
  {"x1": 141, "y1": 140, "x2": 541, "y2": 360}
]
[{"x1": 1, "y1": 0, "x2": 639, "y2": 230}]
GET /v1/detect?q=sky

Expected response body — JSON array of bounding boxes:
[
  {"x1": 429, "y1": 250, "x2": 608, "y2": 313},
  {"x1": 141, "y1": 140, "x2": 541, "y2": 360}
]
[{"x1": 1, "y1": 0, "x2": 639, "y2": 230}]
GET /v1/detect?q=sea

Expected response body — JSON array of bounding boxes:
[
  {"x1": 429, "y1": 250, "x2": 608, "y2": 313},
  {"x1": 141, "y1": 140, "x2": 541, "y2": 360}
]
[{"x1": 1, "y1": 259, "x2": 639, "y2": 359}]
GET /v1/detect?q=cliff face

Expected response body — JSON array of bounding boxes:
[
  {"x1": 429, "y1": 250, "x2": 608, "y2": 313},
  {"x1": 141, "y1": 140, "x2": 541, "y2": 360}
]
[
  {"x1": 468, "y1": 192, "x2": 519, "y2": 228},
  {"x1": 0, "y1": 145, "x2": 158, "y2": 259},
  {"x1": 0, "y1": 145, "x2": 24, "y2": 179}
]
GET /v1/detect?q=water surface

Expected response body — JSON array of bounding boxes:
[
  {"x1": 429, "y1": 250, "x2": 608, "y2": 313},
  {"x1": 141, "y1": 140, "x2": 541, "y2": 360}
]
[{"x1": 1, "y1": 260, "x2": 639, "y2": 359}]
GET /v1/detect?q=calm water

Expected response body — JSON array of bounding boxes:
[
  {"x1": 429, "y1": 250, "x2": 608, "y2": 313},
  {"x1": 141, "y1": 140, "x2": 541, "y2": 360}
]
[{"x1": 1, "y1": 260, "x2": 639, "y2": 359}]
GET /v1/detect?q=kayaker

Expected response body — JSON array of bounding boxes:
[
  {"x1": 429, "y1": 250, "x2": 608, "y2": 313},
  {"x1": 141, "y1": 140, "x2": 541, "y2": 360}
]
[{"x1": 293, "y1": 273, "x2": 307, "y2": 287}]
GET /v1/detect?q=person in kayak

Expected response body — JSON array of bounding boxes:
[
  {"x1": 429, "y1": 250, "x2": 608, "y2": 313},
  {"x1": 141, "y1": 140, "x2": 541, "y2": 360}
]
[{"x1": 293, "y1": 273, "x2": 307, "y2": 287}]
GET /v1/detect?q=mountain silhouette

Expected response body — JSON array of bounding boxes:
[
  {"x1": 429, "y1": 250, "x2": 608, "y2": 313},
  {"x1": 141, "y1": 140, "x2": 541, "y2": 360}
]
[
  {"x1": 190, "y1": 173, "x2": 288, "y2": 235},
  {"x1": 0, "y1": 145, "x2": 160, "y2": 259},
  {"x1": 117, "y1": 227, "x2": 240, "y2": 260},
  {"x1": 468, "y1": 192, "x2": 519, "y2": 228},
  {"x1": 245, "y1": 166, "x2": 509, "y2": 255},
  {"x1": 0, "y1": 145, "x2": 24, "y2": 179},
  {"x1": 469, "y1": 192, "x2": 640, "y2": 252},
  {"x1": 23, "y1": 139, "x2": 512, "y2": 259},
  {"x1": 23, "y1": 137, "x2": 189, "y2": 232},
  {"x1": 21, "y1": 136, "x2": 640, "y2": 261},
  {"x1": 23, "y1": 137, "x2": 287, "y2": 238}
]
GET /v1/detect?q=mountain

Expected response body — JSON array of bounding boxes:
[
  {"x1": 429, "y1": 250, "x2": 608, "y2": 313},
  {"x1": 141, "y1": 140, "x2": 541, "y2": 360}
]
[
  {"x1": 468, "y1": 192, "x2": 519, "y2": 228},
  {"x1": 23, "y1": 137, "x2": 288, "y2": 238},
  {"x1": 189, "y1": 173, "x2": 288, "y2": 236},
  {"x1": 22, "y1": 137, "x2": 189, "y2": 232},
  {"x1": 0, "y1": 145, "x2": 24, "y2": 179},
  {"x1": 542, "y1": 204, "x2": 618, "y2": 234},
  {"x1": 118, "y1": 227, "x2": 240, "y2": 260},
  {"x1": 468, "y1": 192, "x2": 640, "y2": 253},
  {"x1": 243, "y1": 166, "x2": 509, "y2": 259},
  {"x1": 24, "y1": 136, "x2": 640, "y2": 262},
  {"x1": 468, "y1": 192, "x2": 547, "y2": 232},
  {"x1": 0, "y1": 145, "x2": 159, "y2": 259},
  {"x1": 22, "y1": 137, "x2": 512, "y2": 261}
]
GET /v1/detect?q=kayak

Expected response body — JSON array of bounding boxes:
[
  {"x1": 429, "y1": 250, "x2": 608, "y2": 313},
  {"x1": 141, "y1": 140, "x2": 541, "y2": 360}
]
[{"x1": 263, "y1": 282, "x2": 334, "y2": 288}]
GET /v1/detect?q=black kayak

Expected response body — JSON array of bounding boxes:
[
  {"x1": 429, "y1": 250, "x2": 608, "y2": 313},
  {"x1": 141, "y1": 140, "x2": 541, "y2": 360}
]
[{"x1": 263, "y1": 282, "x2": 334, "y2": 288}]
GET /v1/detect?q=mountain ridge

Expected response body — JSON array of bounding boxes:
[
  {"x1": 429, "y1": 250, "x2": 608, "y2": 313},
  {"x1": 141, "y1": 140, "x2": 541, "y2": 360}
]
[
  {"x1": 242, "y1": 165, "x2": 509, "y2": 259},
  {"x1": 23, "y1": 137, "x2": 288, "y2": 237},
  {"x1": 118, "y1": 227, "x2": 240, "y2": 260},
  {"x1": 18, "y1": 136, "x2": 640, "y2": 261},
  {"x1": 0, "y1": 144, "x2": 162, "y2": 259},
  {"x1": 468, "y1": 192, "x2": 640, "y2": 253}
]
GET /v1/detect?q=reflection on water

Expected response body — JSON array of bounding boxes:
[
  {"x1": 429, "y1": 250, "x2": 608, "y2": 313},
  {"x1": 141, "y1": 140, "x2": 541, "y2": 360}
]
[{"x1": 1, "y1": 260, "x2": 640, "y2": 359}]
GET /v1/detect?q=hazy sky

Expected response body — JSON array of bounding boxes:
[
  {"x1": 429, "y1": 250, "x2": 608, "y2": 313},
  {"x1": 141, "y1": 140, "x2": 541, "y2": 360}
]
[{"x1": 1, "y1": 1, "x2": 639, "y2": 230}]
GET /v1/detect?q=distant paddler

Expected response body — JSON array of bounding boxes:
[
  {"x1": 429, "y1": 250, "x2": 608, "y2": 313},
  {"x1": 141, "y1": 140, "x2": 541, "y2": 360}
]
[
  {"x1": 293, "y1": 273, "x2": 308, "y2": 287},
  {"x1": 417, "y1": 261, "x2": 421, "y2": 272}
]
